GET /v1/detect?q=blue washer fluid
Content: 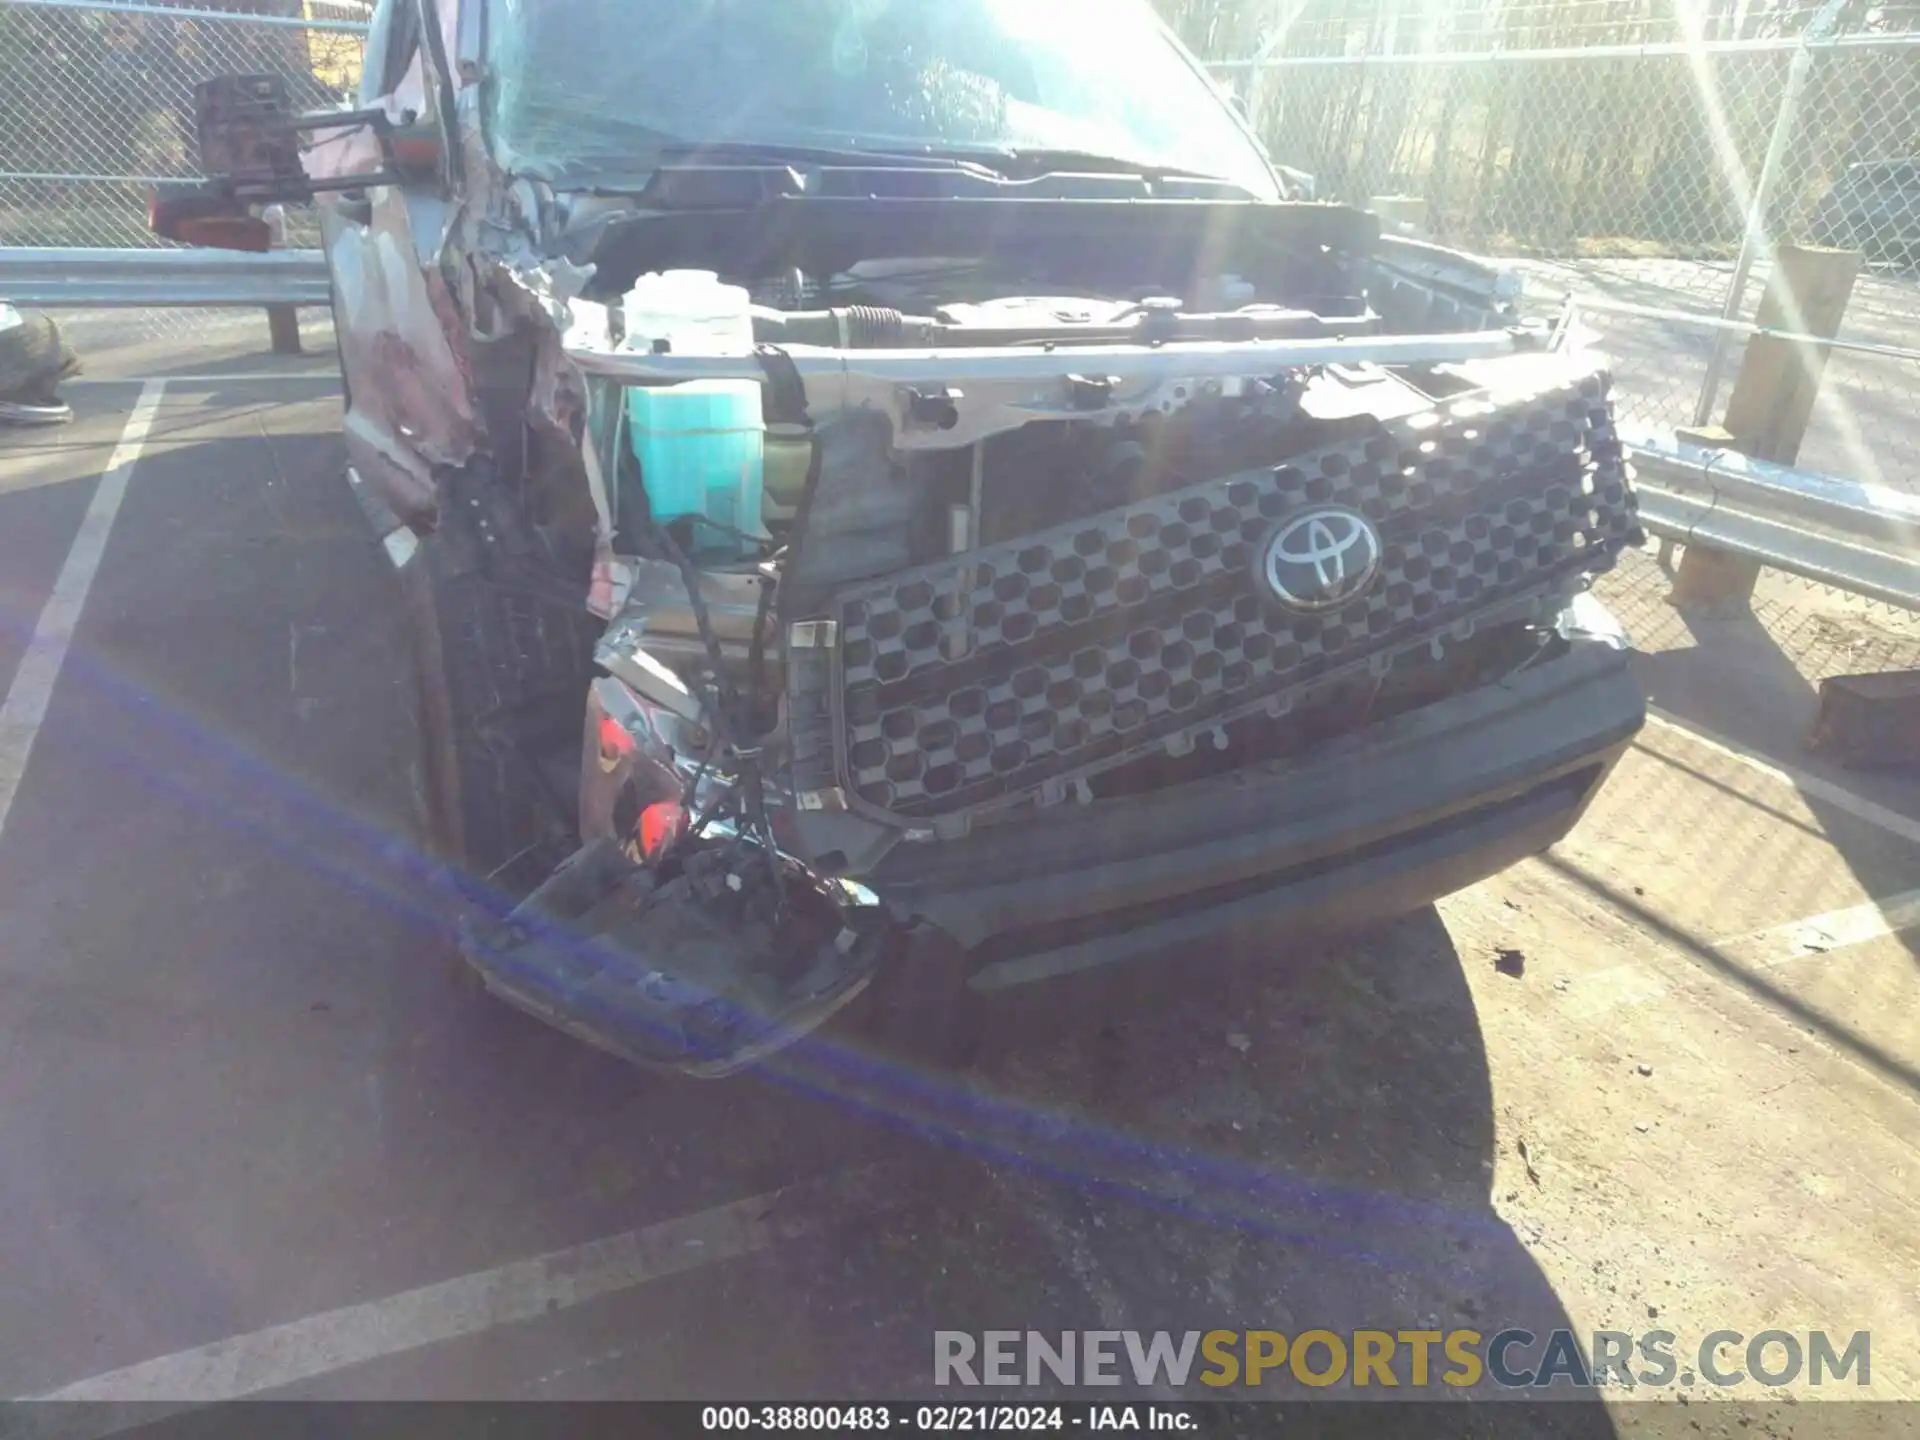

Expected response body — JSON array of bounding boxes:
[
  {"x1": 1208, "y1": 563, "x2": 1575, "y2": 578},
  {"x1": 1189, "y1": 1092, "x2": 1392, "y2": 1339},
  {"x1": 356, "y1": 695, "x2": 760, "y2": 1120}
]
[{"x1": 626, "y1": 379, "x2": 766, "y2": 554}]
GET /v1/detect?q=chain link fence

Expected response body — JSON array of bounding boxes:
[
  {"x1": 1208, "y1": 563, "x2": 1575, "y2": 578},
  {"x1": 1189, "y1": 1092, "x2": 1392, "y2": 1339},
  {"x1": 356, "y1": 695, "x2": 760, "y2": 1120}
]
[
  {"x1": 1214, "y1": 2, "x2": 1920, "y2": 492},
  {"x1": 0, "y1": 0, "x2": 365, "y2": 351},
  {"x1": 0, "y1": 0, "x2": 367, "y2": 248}
]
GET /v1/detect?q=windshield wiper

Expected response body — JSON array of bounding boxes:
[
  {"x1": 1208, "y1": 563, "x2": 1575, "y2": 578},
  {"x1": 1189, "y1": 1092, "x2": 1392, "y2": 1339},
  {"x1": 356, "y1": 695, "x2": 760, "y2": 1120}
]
[
  {"x1": 647, "y1": 141, "x2": 993, "y2": 173},
  {"x1": 584, "y1": 140, "x2": 1256, "y2": 195},
  {"x1": 575, "y1": 140, "x2": 1267, "y2": 214},
  {"x1": 578, "y1": 140, "x2": 1009, "y2": 197},
  {"x1": 911, "y1": 146, "x2": 1260, "y2": 195}
]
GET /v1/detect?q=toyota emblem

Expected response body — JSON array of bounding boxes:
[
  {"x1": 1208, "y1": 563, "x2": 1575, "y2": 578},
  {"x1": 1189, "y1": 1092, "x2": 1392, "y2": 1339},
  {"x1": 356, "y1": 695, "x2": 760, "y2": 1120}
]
[{"x1": 1258, "y1": 507, "x2": 1384, "y2": 613}]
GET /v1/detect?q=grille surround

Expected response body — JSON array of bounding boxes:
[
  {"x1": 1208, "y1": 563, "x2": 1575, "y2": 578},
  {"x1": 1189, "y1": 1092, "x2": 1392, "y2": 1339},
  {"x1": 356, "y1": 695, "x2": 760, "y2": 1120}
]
[{"x1": 788, "y1": 369, "x2": 1637, "y2": 827}]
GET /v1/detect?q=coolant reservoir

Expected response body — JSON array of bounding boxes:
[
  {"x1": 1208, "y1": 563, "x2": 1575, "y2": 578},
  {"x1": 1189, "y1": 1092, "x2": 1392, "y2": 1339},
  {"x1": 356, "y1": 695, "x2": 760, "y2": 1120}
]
[
  {"x1": 619, "y1": 269, "x2": 755, "y2": 357},
  {"x1": 620, "y1": 271, "x2": 766, "y2": 555}
]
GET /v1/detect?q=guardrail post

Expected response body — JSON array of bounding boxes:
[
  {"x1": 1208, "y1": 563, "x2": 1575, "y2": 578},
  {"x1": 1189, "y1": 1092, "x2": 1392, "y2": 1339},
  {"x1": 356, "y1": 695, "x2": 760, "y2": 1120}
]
[
  {"x1": 266, "y1": 303, "x2": 302, "y2": 355},
  {"x1": 1669, "y1": 243, "x2": 1861, "y2": 612},
  {"x1": 261, "y1": 204, "x2": 302, "y2": 356}
]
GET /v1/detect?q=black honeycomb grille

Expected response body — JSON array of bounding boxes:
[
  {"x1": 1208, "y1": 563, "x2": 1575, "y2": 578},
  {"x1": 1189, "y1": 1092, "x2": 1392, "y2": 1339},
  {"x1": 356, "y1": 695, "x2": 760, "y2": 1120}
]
[{"x1": 801, "y1": 370, "x2": 1637, "y2": 821}]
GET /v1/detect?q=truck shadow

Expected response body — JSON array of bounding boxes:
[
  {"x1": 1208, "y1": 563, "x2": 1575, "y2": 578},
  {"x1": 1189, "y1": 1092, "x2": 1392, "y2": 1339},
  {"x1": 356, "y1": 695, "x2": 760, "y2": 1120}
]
[
  {"x1": 656, "y1": 906, "x2": 1619, "y2": 1424},
  {"x1": 368, "y1": 897, "x2": 1614, "y2": 1421}
]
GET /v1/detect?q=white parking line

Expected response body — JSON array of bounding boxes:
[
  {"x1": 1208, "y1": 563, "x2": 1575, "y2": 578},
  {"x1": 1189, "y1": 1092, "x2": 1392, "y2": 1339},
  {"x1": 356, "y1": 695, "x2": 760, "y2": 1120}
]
[
  {"x1": 26, "y1": 1163, "x2": 907, "y2": 1402},
  {"x1": 0, "y1": 379, "x2": 164, "y2": 844},
  {"x1": 1646, "y1": 710, "x2": 1920, "y2": 849},
  {"x1": 1726, "y1": 888, "x2": 1920, "y2": 968},
  {"x1": 1555, "y1": 892, "x2": 1920, "y2": 1024}
]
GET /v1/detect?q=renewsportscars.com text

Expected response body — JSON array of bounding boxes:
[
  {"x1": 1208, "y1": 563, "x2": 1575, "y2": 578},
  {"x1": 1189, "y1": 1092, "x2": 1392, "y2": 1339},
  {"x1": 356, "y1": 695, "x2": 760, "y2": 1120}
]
[{"x1": 933, "y1": 1329, "x2": 1870, "y2": 1391}]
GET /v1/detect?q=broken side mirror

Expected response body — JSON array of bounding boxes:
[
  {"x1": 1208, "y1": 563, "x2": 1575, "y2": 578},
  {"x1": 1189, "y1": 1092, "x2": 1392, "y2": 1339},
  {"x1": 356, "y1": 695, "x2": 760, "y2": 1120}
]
[
  {"x1": 149, "y1": 181, "x2": 272, "y2": 252},
  {"x1": 200, "y1": 69, "x2": 443, "y2": 184},
  {"x1": 196, "y1": 74, "x2": 311, "y2": 202},
  {"x1": 149, "y1": 72, "x2": 436, "y2": 249},
  {"x1": 147, "y1": 74, "x2": 306, "y2": 252}
]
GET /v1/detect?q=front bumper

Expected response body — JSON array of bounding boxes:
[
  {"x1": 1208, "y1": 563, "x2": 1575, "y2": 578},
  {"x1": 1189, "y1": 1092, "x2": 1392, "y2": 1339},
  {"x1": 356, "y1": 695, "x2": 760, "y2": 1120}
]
[
  {"x1": 468, "y1": 614, "x2": 1640, "y2": 1073},
  {"x1": 865, "y1": 628, "x2": 1644, "y2": 993}
]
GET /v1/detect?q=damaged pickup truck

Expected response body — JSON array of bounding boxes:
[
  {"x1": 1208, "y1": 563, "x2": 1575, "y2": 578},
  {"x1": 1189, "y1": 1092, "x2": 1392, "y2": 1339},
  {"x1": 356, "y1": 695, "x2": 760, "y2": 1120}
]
[{"x1": 153, "y1": 0, "x2": 1646, "y2": 1077}]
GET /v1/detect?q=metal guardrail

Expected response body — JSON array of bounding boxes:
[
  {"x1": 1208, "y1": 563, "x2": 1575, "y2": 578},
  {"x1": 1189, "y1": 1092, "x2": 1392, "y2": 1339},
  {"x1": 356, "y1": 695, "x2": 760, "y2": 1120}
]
[
  {"x1": 0, "y1": 247, "x2": 330, "y2": 308},
  {"x1": 1625, "y1": 423, "x2": 1920, "y2": 612}
]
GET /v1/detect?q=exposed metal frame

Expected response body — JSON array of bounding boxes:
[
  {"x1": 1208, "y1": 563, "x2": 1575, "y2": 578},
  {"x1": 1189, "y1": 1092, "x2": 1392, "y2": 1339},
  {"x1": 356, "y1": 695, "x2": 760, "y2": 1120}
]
[{"x1": 564, "y1": 328, "x2": 1534, "y2": 451}]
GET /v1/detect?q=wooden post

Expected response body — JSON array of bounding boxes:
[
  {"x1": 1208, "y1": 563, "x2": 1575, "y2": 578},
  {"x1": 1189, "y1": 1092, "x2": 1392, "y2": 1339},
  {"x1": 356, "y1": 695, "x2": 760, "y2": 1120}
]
[
  {"x1": 1807, "y1": 671, "x2": 1920, "y2": 769},
  {"x1": 1669, "y1": 244, "x2": 1861, "y2": 611},
  {"x1": 1720, "y1": 244, "x2": 1862, "y2": 467}
]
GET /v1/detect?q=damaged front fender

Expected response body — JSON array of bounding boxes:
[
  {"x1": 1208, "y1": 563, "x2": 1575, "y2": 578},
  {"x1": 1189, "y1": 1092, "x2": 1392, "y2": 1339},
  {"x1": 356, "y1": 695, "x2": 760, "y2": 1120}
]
[
  {"x1": 457, "y1": 836, "x2": 894, "y2": 1078},
  {"x1": 521, "y1": 651, "x2": 898, "y2": 1077}
]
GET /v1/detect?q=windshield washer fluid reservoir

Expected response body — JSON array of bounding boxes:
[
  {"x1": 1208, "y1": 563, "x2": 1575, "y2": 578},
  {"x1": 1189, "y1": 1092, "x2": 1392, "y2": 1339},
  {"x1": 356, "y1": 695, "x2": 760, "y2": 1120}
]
[
  {"x1": 621, "y1": 272, "x2": 765, "y2": 555},
  {"x1": 627, "y1": 381, "x2": 767, "y2": 555}
]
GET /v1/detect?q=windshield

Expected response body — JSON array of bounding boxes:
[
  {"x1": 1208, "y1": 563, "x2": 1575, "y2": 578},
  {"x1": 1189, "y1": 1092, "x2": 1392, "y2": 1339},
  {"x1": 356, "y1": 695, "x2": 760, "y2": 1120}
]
[{"x1": 481, "y1": 0, "x2": 1279, "y2": 199}]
